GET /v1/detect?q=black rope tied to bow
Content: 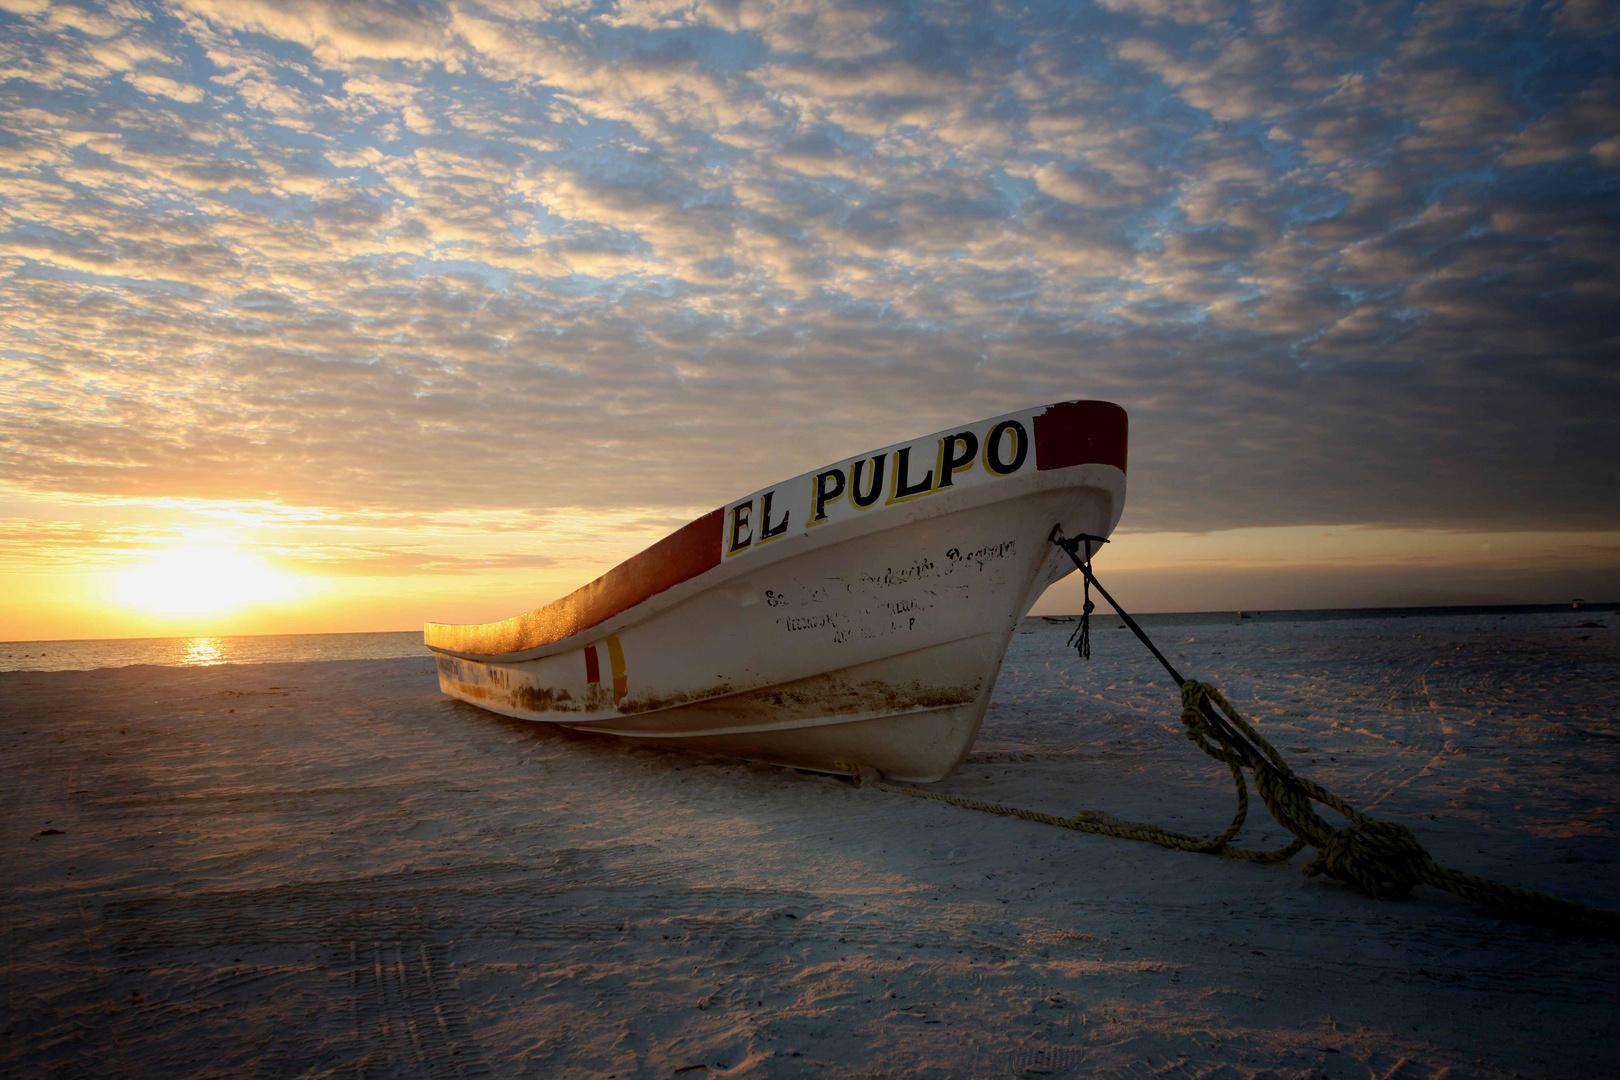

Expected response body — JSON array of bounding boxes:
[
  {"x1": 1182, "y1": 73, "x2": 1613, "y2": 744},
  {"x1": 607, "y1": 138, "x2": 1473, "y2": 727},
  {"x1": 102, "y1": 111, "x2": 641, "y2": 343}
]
[{"x1": 1059, "y1": 529, "x2": 1104, "y2": 660}]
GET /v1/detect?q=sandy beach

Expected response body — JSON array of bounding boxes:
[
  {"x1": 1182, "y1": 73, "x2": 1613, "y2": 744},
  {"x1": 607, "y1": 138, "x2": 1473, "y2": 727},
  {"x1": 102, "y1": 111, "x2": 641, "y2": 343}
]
[{"x1": 3, "y1": 613, "x2": 1616, "y2": 1079}]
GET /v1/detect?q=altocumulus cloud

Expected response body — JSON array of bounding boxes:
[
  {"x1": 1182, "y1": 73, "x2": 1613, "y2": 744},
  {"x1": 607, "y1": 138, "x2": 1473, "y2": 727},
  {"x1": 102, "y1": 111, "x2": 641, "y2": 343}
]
[{"x1": 0, "y1": 0, "x2": 1616, "y2": 535}]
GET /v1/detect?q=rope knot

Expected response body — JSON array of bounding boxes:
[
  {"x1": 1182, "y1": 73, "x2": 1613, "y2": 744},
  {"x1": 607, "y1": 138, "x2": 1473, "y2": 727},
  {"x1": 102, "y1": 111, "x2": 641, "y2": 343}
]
[
  {"x1": 1178, "y1": 681, "x2": 1221, "y2": 744},
  {"x1": 1302, "y1": 819, "x2": 1429, "y2": 900}
]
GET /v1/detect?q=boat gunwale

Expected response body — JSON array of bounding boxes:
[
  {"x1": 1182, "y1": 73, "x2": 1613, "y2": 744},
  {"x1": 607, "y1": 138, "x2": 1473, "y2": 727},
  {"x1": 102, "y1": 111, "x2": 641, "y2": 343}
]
[
  {"x1": 424, "y1": 400, "x2": 1126, "y2": 663},
  {"x1": 426, "y1": 463, "x2": 1123, "y2": 665}
]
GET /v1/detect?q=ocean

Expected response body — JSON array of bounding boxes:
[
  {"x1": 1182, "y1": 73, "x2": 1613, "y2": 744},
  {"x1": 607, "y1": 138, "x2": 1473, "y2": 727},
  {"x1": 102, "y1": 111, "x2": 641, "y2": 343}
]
[
  {"x1": 0, "y1": 630, "x2": 429, "y2": 673},
  {"x1": 2, "y1": 601, "x2": 1609, "y2": 673}
]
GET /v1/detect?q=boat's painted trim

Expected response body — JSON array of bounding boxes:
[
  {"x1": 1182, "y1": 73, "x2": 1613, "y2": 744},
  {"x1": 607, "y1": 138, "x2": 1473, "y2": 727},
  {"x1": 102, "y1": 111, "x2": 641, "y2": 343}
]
[
  {"x1": 425, "y1": 399, "x2": 1126, "y2": 661},
  {"x1": 1032, "y1": 399, "x2": 1128, "y2": 473}
]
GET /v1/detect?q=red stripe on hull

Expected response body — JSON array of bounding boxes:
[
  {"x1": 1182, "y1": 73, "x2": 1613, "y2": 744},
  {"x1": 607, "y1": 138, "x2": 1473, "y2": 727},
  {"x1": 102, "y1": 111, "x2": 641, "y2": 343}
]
[{"x1": 1032, "y1": 400, "x2": 1128, "y2": 474}]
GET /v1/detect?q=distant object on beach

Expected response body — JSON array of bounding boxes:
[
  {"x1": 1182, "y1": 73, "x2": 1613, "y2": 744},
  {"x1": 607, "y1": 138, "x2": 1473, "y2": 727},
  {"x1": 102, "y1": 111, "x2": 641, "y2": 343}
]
[
  {"x1": 1238, "y1": 611, "x2": 1263, "y2": 620},
  {"x1": 425, "y1": 401, "x2": 1128, "y2": 783}
]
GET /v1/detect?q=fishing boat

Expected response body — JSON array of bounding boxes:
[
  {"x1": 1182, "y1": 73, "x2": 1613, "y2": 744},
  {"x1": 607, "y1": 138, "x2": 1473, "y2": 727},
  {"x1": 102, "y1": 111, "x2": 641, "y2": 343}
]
[{"x1": 424, "y1": 400, "x2": 1127, "y2": 782}]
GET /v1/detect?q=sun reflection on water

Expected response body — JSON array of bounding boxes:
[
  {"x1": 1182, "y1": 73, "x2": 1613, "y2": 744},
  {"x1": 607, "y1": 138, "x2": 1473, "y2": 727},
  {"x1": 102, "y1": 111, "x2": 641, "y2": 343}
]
[{"x1": 181, "y1": 638, "x2": 226, "y2": 666}]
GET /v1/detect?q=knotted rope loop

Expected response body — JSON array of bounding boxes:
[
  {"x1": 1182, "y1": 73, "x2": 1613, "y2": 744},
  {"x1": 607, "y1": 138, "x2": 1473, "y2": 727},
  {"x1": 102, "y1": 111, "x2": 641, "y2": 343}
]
[
  {"x1": 1302, "y1": 820, "x2": 1428, "y2": 900},
  {"x1": 1178, "y1": 681, "x2": 1235, "y2": 761},
  {"x1": 1179, "y1": 679, "x2": 1430, "y2": 898}
]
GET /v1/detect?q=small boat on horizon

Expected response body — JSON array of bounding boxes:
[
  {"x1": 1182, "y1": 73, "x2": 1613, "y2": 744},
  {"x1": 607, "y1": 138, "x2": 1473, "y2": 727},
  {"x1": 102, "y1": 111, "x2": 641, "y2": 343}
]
[{"x1": 425, "y1": 400, "x2": 1127, "y2": 782}]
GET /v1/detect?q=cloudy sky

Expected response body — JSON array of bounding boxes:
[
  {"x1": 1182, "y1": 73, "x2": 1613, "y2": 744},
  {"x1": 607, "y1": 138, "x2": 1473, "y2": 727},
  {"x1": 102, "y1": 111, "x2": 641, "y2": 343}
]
[{"x1": 2, "y1": 0, "x2": 1617, "y2": 639}]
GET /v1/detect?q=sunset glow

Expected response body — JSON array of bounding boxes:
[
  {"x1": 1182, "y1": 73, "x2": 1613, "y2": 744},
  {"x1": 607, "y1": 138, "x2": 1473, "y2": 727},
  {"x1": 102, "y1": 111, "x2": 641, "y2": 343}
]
[
  {"x1": 0, "y1": 0, "x2": 1615, "y2": 643},
  {"x1": 116, "y1": 545, "x2": 300, "y2": 618}
]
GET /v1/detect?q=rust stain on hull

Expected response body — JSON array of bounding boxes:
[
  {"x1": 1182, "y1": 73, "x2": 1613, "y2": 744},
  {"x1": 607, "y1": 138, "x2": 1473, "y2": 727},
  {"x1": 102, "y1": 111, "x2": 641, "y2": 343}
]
[
  {"x1": 439, "y1": 642, "x2": 996, "y2": 783},
  {"x1": 440, "y1": 652, "x2": 979, "y2": 734},
  {"x1": 600, "y1": 667, "x2": 982, "y2": 734},
  {"x1": 437, "y1": 655, "x2": 585, "y2": 714}
]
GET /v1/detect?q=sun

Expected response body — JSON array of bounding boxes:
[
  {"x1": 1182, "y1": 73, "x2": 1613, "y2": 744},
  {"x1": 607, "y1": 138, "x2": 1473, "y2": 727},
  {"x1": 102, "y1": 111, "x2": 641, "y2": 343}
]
[{"x1": 117, "y1": 544, "x2": 295, "y2": 617}]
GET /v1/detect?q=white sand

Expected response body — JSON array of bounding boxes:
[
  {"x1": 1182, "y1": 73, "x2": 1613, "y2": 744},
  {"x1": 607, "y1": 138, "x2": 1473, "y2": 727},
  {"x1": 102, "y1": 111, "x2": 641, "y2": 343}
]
[{"x1": 3, "y1": 613, "x2": 1616, "y2": 1078}]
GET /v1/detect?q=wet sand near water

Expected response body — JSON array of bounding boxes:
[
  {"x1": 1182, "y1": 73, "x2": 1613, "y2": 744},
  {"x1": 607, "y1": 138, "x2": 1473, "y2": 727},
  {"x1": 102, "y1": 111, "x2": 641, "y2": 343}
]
[{"x1": 3, "y1": 614, "x2": 1616, "y2": 1078}]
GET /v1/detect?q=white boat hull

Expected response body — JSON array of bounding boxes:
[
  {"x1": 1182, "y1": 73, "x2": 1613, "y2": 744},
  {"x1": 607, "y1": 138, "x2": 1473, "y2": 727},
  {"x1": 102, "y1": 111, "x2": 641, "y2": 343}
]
[{"x1": 426, "y1": 401, "x2": 1127, "y2": 782}]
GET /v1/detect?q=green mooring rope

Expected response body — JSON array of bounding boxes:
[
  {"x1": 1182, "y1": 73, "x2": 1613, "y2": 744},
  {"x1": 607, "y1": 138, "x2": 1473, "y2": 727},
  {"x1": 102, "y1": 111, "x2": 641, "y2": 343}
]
[{"x1": 854, "y1": 679, "x2": 1620, "y2": 939}]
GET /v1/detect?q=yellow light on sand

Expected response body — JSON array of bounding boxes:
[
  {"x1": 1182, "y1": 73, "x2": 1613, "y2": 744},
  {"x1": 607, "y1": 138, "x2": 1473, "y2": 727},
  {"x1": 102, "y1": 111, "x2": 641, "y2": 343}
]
[{"x1": 118, "y1": 545, "x2": 294, "y2": 616}]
